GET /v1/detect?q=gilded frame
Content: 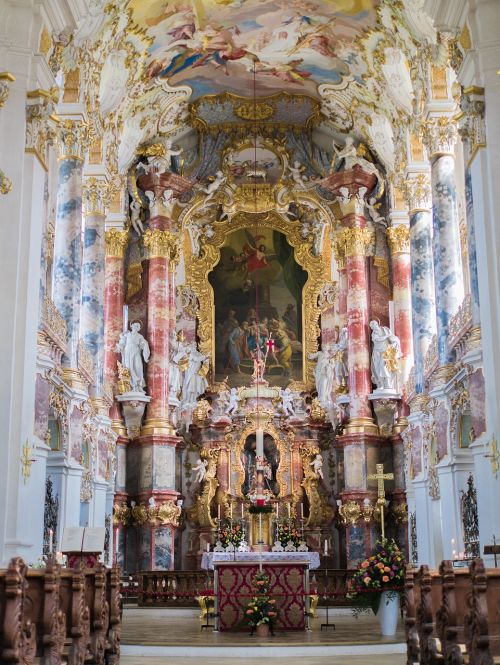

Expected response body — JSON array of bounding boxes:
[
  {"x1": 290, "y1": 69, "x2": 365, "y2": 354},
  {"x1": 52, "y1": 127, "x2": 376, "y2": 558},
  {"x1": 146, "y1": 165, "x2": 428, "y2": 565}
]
[
  {"x1": 181, "y1": 205, "x2": 329, "y2": 389},
  {"x1": 226, "y1": 420, "x2": 294, "y2": 500}
]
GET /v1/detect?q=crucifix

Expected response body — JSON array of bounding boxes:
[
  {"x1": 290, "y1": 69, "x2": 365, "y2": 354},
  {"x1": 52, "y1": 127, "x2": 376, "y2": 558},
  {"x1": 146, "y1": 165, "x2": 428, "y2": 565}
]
[{"x1": 367, "y1": 463, "x2": 394, "y2": 541}]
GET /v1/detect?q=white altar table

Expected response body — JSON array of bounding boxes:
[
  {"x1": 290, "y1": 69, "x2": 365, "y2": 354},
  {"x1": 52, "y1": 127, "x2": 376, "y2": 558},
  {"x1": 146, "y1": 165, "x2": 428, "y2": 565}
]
[{"x1": 201, "y1": 550, "x2": 320, "y2": 570}]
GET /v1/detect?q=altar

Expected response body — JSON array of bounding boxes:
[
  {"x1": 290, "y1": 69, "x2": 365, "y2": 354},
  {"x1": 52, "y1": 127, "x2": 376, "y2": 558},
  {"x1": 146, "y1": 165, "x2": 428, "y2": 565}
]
[{"x1": 201, "y1": 552, "x2": 320, "y2": 631}]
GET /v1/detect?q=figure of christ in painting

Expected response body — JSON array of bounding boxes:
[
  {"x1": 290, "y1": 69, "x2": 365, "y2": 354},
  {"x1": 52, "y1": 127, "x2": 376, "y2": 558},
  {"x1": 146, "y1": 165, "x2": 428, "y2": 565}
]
[
  {"x1": 225, "y1": 320, "x2": 249, "y2": 373},
  {"x1": 241, "y1": 434, "x2": 280, "y2": 498}
]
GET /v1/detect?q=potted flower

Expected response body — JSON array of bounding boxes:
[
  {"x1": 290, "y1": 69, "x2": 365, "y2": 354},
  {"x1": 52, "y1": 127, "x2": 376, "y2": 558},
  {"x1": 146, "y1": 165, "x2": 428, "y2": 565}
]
[
  {"x1": 218, "y1": 521, "x2": 244, "y2": 549},
  {"x1": 245, "y1": 572, "x2": 278, "y2": 637},
  {"x1": 277, "y1": 522, "x2": 302, "y2": 549},
  {"x1": 350, "y1": 539, "x2": 405, "y2": 636}
]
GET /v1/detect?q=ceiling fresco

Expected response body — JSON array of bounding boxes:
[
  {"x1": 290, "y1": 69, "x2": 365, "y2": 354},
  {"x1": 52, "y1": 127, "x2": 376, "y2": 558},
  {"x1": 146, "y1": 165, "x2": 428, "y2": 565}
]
[{"x1": 130, "y1": 0, "x2": 379, "y2": 98}]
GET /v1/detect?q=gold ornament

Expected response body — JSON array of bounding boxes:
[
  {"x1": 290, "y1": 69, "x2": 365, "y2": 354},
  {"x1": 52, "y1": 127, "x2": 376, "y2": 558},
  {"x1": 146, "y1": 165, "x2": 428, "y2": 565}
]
[
  {"x1": 20, "y1": 440, "x2": 35, "y2": 482},
  {"x1": 105, "y1": 229, "x2": 129, "y2": 258},
  {"x1": 116, "y1": 362, "x2": 131, "y2": 394},
  {"x1": 193, "y1": 448, "x2": 220, "y2": 528},
  {"x1": 335, "y1": 227, "x2": 373, "y2": 257},
  {"x1": 338, "y1": 500, "x2": 361, "y2": 525},
  {"x1": 0, "y1": 168, "x2": 12, "y2": 195},
  {"x1": 386, "y1": 225, "x2": 410, "y2": 255},
  {"x1": 143, "y1": 228, "x2": 180, "y2": 262},
  {"x1": 383, "y1": 345, "x2": 400, "y2": 374},
  {"x1": 234, "y1": 101, "x2": 274, "y2": 121}
]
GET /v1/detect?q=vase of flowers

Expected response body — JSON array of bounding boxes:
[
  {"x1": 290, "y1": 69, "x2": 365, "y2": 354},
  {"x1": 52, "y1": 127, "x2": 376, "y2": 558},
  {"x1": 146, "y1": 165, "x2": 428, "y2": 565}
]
[
  {"x1": 245, "y1": 572, "x2": 278, "y2": 636},
  {"x1": 218, "y1": 521, "x2": 244, "y2": 549},
  {"x1": 350, "y1": 539, "x2": 404, "y2": 636},
  {"x1": 277, "y1": 522, "x2": 301, "y2": 549}
]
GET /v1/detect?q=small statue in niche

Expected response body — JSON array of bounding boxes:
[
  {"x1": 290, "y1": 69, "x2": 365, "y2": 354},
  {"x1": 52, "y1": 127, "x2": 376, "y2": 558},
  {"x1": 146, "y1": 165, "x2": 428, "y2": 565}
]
[
  {"x1": 309, "y1": 453, "x2": 324, "y2": 480},
  {"x1": 333, "y1": 326, "x2": 348, "y2": 391},
  {"x1": 130, "y1": 199, "x2": 144, "y2": 235},
  {"x1": 192, "y1": 457, "x2": 208, "y2": 484},
  {"x1": 369, "y1": 320, "x2": 401, "y2": 391},
  {"x1": 281, "y1": 387, "x2": 296, "y2": 417},
  {"x1": 169, "y1": 330, "x2": 189, "y2": 401},
  {"x1": 115, "y1": 322, "x2": 150, "y2": 393},
  {"x1": 225, "y1": 388, "x2": 241, "y2": 416}
]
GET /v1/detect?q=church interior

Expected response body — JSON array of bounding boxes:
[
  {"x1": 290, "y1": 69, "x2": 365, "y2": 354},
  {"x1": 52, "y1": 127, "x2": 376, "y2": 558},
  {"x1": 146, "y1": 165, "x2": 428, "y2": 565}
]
[{"x1": 1, "y1": 0, "x2": 500, "y2": 663}]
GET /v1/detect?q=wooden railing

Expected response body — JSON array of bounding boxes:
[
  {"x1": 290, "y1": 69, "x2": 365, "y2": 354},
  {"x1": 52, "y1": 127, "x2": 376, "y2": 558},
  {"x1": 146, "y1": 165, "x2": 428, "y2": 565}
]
[{"x1": 133, "y1": 568, "x2": 356, "y2": 607}]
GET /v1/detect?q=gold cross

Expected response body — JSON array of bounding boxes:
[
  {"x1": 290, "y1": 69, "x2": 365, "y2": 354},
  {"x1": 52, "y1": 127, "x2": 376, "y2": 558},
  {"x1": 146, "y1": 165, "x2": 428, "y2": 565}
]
[
  {"x1": 368, "y1": 463, "x2": 394, "y2": 499},
  {"x1": 20, "y1": 440, "x2": 34, "y2": 483},
  {"x1": 367, "y1": 464, "x2": 394, "y2": 541}
]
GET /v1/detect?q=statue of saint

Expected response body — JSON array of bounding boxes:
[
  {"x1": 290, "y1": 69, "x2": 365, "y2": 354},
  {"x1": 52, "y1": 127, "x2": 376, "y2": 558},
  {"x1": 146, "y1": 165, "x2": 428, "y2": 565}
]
[
  {"x1": 182, "y1": 344, "x2": 209, "y2": 405},
  {"x1": 369, "y1": 320, "x2": 401, "y2": 391},
  {"x1": 333, "y1": 326, "x2": 348, "y2": 390},
  {"x1": 310, "y1": 453, "x2": 324, "y2": 480},
  {"x1": 115, "y1": 322, "x2": 150, "y2": 393},
  {"x1": 169, "y1": 330, "x2": 189, "y2": 401},
  {"x1": 308, "y1": 345, "x2": 334, "y2": 407}
]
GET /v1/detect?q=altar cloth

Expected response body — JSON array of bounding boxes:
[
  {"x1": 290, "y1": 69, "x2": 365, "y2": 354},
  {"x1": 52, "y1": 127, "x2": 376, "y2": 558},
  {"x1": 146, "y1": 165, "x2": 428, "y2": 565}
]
[{"x1": 201, "y1": 550, "x2": 320, "y2": 570}]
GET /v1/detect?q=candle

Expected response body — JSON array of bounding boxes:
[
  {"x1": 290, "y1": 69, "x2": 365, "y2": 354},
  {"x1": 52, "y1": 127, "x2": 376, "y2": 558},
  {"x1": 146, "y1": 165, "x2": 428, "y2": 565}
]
[
  {"x1": 48, "y1": 529, "x2": 53, "y2": 554},
  {"x1": 256, "y1": 428, "x2": 264, "y2": 459},
  {"x1": 123, "y1": 305, "x2": 129, "y2": 332},
  {"x1": 324, "y1": 540, "x2": 328, "y2": 556},
  {"x1": 115, "y1": 534, "x2": 119, "y2": 554},
  {"x1": 217, "y1": 504, "x2": 221, "y2": 520},
  {"x1": 229, "y1": 503, "x2": 232, "y2": 520},
  {"x1": 300, "y1": 504, "x2": 304, "y2": 519},
  {"x1": 241, "y1": 503, "x2": 244, "y2": 520},
  {"x1": 276, "y1": 502, "x2": 279, "y2": 520},
  {"x1": 287, "y1": 502, "x2": 291, "y2": 519},
  {"x1": 206, "y1": 542, "x2": 210, "y2": 553}
]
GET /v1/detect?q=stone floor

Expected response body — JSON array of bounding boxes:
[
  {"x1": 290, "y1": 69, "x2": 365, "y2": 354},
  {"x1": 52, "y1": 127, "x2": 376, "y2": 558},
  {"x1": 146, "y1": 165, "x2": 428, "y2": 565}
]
[{"x1": 121, "y1": 607, "x2": 407, "y2": 663}]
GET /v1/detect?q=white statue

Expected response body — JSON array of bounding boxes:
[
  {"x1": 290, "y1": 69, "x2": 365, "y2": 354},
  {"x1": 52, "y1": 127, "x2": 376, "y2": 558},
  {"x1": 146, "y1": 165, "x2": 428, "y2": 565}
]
[
  {"x1": 225, "y1": 388, "x2": 241, "y2": 416},
  {"x1": 200, "y1": 171, "x2": 226, "y2": 202},
  {"x1": 169, "y1": 330, "x2": 189, "y2": 401},
  {"x1": 146, "y1": 139, "x2": 182, "y2": 173},
  {"x1": 331, "y1": 137, "x2": 383, "y2": 189},
  {"x1": 188, "y1": 220, "x2": 215, "y2": 257},
  {"x1": 287, "y1": 160, "x2": 309, "y2": 190},
  {"x1": 365, "y1": 197, "x2": 386, "y2": 226},
  {"x1": 115, "y1": 322, "x2": 150, "y2": 393},
  {"x1": 182, "y1": 344, "x2": 209, "y2": 405},
  {"x1": 333, "y1": 326, "x2": 348, "y2": 389},
  {"x1": 161, "y1": 188, "x2": 175, "y2": 217},
  {"x1": 130, "y1": 199, "x2": 144, "y2": 235},
  {"x1": 148, "y1": 496, "x2": 156, "y2": 507},
  {"x1": 308, "y1": 345, "x2": 335, "y2": 407},
  {"x1": 310, "y1": 453, "x2": 324, "y2": 480},
  {"x1": 145, "y1": 190, "x2": 156, "y2": 210},
  {"x1": 281, "y1": 387, "x2": 296, "y2": 417},
  {"x1": 369, "y1": 320, "x2": 401, "y2": 391},
  {"x1": 192, "y1": 457, "x2": 208, "y2": 484}
]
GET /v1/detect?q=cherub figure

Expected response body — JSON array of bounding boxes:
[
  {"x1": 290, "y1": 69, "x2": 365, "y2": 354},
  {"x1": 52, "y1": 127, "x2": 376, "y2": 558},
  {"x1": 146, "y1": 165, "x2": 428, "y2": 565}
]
[
  {"x1": 130, "y1": 199, "x2": 144, "y2": 235},
  {"x1": 287, "y1": 160, "x2": 309, "y2": 190},
  {"x1": 281, "y1": 387, "x2": 296, "y2": 417},
  {"x1": 225, "y1": 387, "x2": 241, "y2": 416},
  {"x1": 192, "y1": 458, "x2": 208, "y2": 484},
  {"x1": 310, "y1": 453, "x2": 324, "y2": 480},
  {"x1": 200, "y1": 171, "x2": 226, "y2": 202}
]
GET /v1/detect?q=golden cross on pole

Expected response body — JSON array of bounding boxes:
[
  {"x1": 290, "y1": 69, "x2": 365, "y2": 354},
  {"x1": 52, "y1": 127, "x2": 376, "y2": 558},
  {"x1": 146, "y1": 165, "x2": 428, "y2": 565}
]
[{"x1": 367, "y1": 463, "x2": 394, "y2": 541}]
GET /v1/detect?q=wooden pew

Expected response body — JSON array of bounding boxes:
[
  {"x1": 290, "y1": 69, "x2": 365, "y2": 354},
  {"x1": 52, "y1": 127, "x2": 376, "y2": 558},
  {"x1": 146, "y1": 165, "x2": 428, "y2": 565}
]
[
  {"x1": 59, "y1": 565, "x2": 91, "y2": 665},
  {"x1": 1, "y1": 557, "x2": 37, "y2": 665},
  {"x1": 415, "y1": 564, "x2": 443, "y2": 665},
  {"x1": 435, "y1": 561, "x2": 470, "y2": 665},
  {"x1": 25, "y1": 560, "x2": 66, "y2": 664},
  {"x1": 405, "y1": 566, "x2": 420, "y2": 665},
  {"x1": 465, "y1": 559, "x2": 500, "y2": 665},
  {"x1": 84, "y1": 564, "x2": 109, "y2": 665},
  {"x1": 105, "y1": 567, "x2": 121, "y2": 665}
]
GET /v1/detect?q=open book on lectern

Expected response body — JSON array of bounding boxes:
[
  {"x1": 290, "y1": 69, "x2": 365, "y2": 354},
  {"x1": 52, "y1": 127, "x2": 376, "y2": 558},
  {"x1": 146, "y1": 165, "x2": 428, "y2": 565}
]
[{"x1": 61, "y1": 527, "x2": 106, "y2": 553}]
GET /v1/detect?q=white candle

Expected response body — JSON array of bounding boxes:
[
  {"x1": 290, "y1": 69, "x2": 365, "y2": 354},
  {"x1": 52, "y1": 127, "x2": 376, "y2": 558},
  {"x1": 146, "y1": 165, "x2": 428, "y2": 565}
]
[
  {"x1": 324, "y1": 540, "x2": 328, "y2": 556},
  {"x1": 206, "y1": 542, "x2": 210, "y2": 553},
  {"x1": 300, "y1": 504, "x2": 304, "y2": 519},
  {"x1": 48, "y1": 529, "x2": 53, "y2": 554},
  {"x1": 287, "y1": 503, "x2": 291, "y2": 519},
  {"x1": 217, "y1": 504, "x2": 221, "y2": 520},
  {"x1": 115, "y1": 534, "x2": 119, "y2": 554},
  {"x1": 123, "y1": 305, "x2": 129, "y2": 332},
  {"x1": 256, "y1": 428, "x2": 264, "y2": 459},
  {"x1": 258, "y1": 513, "x2": 263, "y2": 572},
  {"x1": 276, "y1": 503, "x2": 279, "y2": 520},
  {"x1": 241, "y1": 503, "x2": 244, "y2": 520},
  {"x1": 229, "y1": 503, "x2": 232, "y2": 520}
]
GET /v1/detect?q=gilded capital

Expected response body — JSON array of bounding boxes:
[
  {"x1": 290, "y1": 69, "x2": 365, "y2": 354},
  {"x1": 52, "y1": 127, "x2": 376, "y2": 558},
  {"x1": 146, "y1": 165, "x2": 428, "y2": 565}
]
[
  {"x1": 83, "y1": 176, "x2": 109, "y2": 216},
  {"x1": 25, "y1": 99, "x2": 56, "y2": 171},
  {"x1": 422, "y1": 117, "x2": 458, "y2": 158},
  {"x1": 105, "y1": 228, "x2": 129, "y2": 258},
  {"x1": 56, "y1": 118, "x2": 91, "y2": 161},
  {"x1": 0, "y1": 72, "x2": 16, "y2": 108},
  {"x1": 458, "y1": 89, "x2": 486, "y2": 162},
  {"x1": 335, "y1": 226, "x2": 373, "y2": 258},
  {"x1": 387, "y1": 224, "x2": 410, "y2": 255},
  {"x1": 143, "y1": 228, "x2": 180, "y2": 262},
  {"x1": 402, "y1": 173, "x2": 432, "y2": 212}
]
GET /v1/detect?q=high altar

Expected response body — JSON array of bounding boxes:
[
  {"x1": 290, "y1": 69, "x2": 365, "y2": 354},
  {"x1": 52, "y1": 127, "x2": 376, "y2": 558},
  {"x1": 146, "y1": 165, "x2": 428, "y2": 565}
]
[{"x1": 110, "y1": 100, "x2": 409, "y2": 575}]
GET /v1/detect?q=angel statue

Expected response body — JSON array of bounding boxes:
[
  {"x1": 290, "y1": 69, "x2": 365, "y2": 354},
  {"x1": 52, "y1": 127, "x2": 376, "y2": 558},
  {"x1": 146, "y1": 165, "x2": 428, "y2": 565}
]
[
  {"x1": 330, "y1": 137, "x2": 383, "y2": 191},
  {"x1": 281, "y1": 387, "x2": 296, "y2": 417},
  {"x1": 192, "y1": 458, "x2": 208, "y2": 484},
  {"x1": 369, "y1": 320, "x2": 401, "y2": 391},
  {"x1": 310, "y1": 453, "x2": 324, "y2": 480},
  {"x1": 145, "y1": 138, "x2": 182, "y2": 173},
  {"x1": 130, "y1": 199, "x2": 144, "y2": 235},
  {"x1": 286, "y1": 160, "x2": 309, "y2": 190},
  {"x1": 200, "y1": 170, "x2": 226, "y2": 203},
  {"x1": 333, "y1": 326, "x2": 348, "y2": 391},
  {"x1": 308, "y1": 345, "x2": 335, "y2": 408},
  {"x1": 225, "y1": 388, "x2": 241, "y2": 417},
  {"x1": 115, "y1": 322, "x2": 150, "y2": 393}
]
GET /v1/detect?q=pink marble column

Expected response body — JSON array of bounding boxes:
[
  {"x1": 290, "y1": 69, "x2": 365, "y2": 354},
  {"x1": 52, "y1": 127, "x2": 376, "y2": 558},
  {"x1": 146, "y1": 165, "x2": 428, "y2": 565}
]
[
  {"x1": 387, "y1": 224, "x2": 413, "y2": 386},
  {"x1": 104, "y1": 229, "x2": 129, "y2": 426}
]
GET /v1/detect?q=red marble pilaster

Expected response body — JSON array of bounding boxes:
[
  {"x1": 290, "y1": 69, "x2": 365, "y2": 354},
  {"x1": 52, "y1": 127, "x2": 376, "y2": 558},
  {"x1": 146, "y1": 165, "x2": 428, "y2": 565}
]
[{"x1": 104, "y1": 229, "x2": 129, "y2": 424}]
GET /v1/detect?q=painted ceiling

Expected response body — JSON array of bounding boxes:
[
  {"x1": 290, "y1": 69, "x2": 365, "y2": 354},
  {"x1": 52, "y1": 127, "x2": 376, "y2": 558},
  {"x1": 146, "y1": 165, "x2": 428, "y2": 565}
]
[{"x1": 129, "y1": 0, "x2": 379, "y2": 99}]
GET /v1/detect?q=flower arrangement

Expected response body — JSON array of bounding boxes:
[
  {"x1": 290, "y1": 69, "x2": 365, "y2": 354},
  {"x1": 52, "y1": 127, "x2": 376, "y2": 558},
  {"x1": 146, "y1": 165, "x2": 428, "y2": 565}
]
[
  {"x1": 245, "y1": 573, "x2": 278, "y2": 629},
  {"x1": 349, "y1": 539, "x2": 405, "y2": 615},
  {"x1": 277, "y1": 522, "x2": 302, "y2": 548},
  {"x1": 218, "y1": 521, "x2": 244, "y2": 548}
]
